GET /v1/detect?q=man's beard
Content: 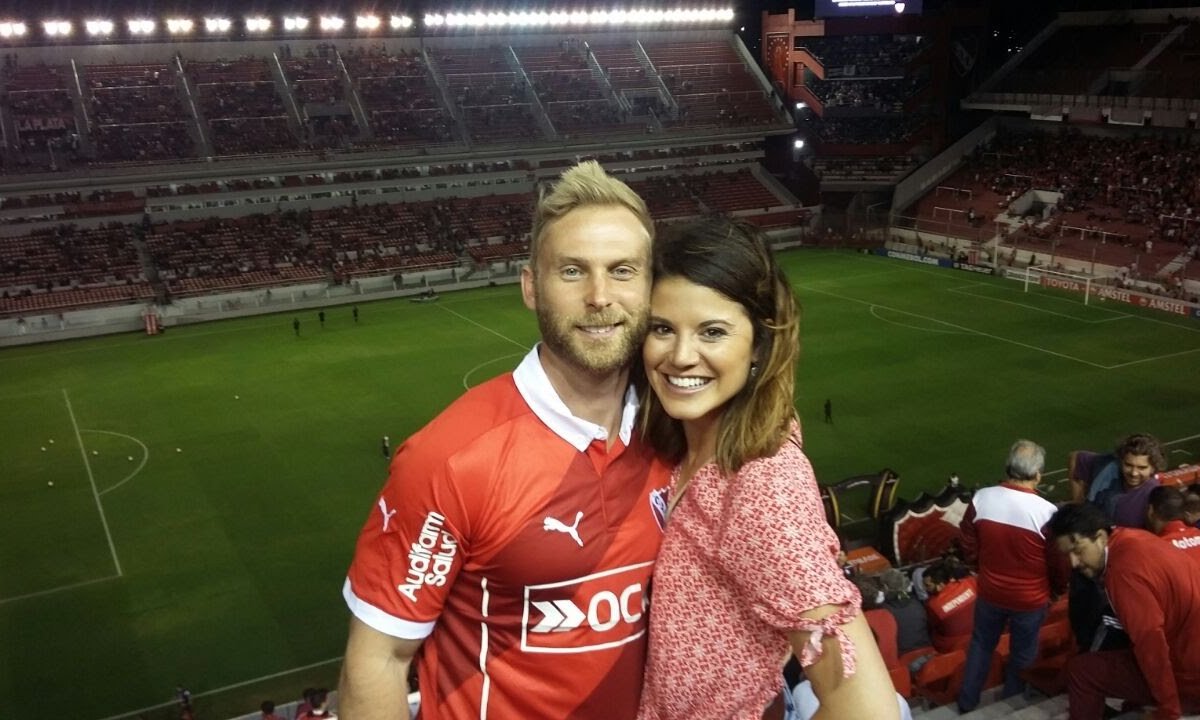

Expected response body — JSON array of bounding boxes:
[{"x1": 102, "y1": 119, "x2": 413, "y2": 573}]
[{"x1": 536, "y1": 303, "x2": 649, "y2": 376}]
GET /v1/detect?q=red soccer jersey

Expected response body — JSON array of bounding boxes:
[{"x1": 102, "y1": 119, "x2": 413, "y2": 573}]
[
  {"x1": 927, "y1": 576, "x2": 978, "y2": 653},
  {"x1": 344, "y1": 348, "x2": 670, "y2": 720},
  {"x1": 1159, "y1": 520, "x2": 1200, "y2": 560}
]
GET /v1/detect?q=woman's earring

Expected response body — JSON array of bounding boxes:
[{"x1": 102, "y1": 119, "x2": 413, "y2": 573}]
[{"x1": 750, "y1": 362, "x2": 759, "y2": 378}]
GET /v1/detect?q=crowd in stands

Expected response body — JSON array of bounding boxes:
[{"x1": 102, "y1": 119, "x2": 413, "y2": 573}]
[
  {"x1": 919, "y1": 128, "x2": 1200, "y2": 283},
  {"x1": 825, "y1": 432, "x2": 1200, "y2": 718},
  {"x1": 807, "y1": 76, "x2": 923, "y2": 112},
  {"x1": 813, "y1": 156, "x2": 920, "y2": 182},
  {"x1": 806, "y1": 114, "x2": 930, "y2": 145},
  {"x1": 0, "y1": 40, "x2": 782, "y2": 170},
  {"x1": 92, "y1": 123, "x2": 196, "y2": 163},
  {"x1": 798, "y1": 34, "x2": 925, "y2": 73},
  {"x1": 0, "y1": 164, "x2": 788, "y2": 313}
]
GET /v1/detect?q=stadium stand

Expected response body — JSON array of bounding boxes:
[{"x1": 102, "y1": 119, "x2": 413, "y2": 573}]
[{"x1": 189, "y1": 57, "x2": 301, "y2": 155}]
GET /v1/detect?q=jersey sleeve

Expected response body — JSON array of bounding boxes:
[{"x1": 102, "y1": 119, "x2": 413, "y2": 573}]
[
  {"x1": 344, "y1": 434, "x2": 472, "y2": 640},
  {"x1": 715, "y1": 435, "x2": 861, "y2": 675}
]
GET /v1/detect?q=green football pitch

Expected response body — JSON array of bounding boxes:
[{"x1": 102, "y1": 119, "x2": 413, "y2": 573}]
[{"x1": 2, "y1": 249, "x2": 1198, "y2": 720}]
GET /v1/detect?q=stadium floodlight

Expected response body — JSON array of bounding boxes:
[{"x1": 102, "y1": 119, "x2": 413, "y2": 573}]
[
  {"x1": 205, "y1": 17, "x2": 231, "y2": 33},
  {"x1": 166, "y1": 18, "x2": 194, "y2": 34},
  {"x1": 0, "y1": 22, "x2": 27, "y2": 38},
  {"x1": 284, "y1": 16, "x2": 310, "y2": 31},
  {"x1": 43, "y1": 20, "x2": 72, "y2": 37},
  {"x1": 793, "y1": 139, "x2": 805, "y2": 149},
  {"x1": 128, "y1": 19, "x2": 156, "y2": 35},
  {"x1": 390, "y1": 15, "x2": 413, "y2": 29},
  {"x1": 85, "y1": 19, "x2": 113, "y2": 35},
  {"x1": 356, "y1": 14, "x2": 380, "y2": 30},
  {"x1": 319, "y1": 15, "x2": 345, "y2": 31},
  {"x1": 424, "y1": 13, "x2": 445, "y2": 27},
  {"x1": 245, "y1": 16, "x2": 271, "y2": 32}
]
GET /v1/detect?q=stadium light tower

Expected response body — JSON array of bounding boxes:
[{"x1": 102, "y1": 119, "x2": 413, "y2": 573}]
[
  {"x1": 43, "y1": 20, "x2": 72, "y2": 37},
  {"x1": 166, "y1": 18, "x2": 194, "y2": 34},
  {"x1": 390, "y1": 15, "x2": 413, "y2": 29},
  {"x1": 205, "y1": 17, "x2": 231, "y2": 33},
  {"x1": 0, "y1": 21, "x2": 27, "y2": 38},
  {"x1": 283, "y1": 16, "x2": 310, "y2": 31},
  {"x1": 85, "y1": 19, "x2": 113, "y2": 36},
  {"x1": 126, "y1": 19, "x2": 155, "y2": 35},
  {"x1": 319, "y1": 15, "x2": 345, "y2": 31},
  {"x1": 356, "y1": 14, "x2": 381, "y2": 31},
  {"x1": 245, "y1": 16, "x2": 272, "y2": 33}
]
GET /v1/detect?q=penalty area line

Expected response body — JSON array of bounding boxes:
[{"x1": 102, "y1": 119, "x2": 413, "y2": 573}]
[
  {"x1": 63, "y1": 388, "x2": 123, "y2": 577},
  {"x1": 0, "y1": 573, "x2": 119, "y2": 606}
]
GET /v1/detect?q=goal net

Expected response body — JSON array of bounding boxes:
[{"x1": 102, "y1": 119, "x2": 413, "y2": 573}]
[{"x1": 1009, "y1": 266, "x2": 1096, "y2": 305}]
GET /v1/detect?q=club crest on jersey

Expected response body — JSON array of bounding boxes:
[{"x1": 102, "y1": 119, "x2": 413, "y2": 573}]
[
  {"x1": 397, "y1": 511, "x2": 458, "y2": 602},
  {"x1": 649, "y1": 486, "x2": 669, "y2": 531},
  {"x1": 521, "y1": 562, "x2": 652, "y2": 654}
]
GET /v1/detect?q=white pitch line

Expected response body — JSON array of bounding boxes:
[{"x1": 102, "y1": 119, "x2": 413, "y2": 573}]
[
  {"x1": 63, "y1": 388, "x2": 123, "y2": 577},
  {"x1": 93, "y1": 656, "x2": 344, "y2": 720},
  {"x1": 461, "y1": 352, "x2": 526, "y2": 390},
  {"x1": 797, "y1": 284, "x2": 1112, "y2": 369},
  {"x1": 438, "y1": 304, "x2": 529, "y2": 350},
  {"x1": 869, "y1": 305, "x2": 964, "y2": 335},
  {"x1": 88, "y1": 430, "x2": 151, "y2": 496},
  {"x1": 0, "y1": 573, "x2": 119, "y2": 606},
  {"x1": 946, "y1": 285, "x2": 1128, "y2": 324},
  {"x1": 1105, "y1": 346, "x2": 1200, "y2": 369}
]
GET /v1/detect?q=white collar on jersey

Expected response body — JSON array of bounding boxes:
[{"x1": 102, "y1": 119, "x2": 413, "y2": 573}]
[{"x1": 512, "y1": 344, "x2": 639, "y2": 452}]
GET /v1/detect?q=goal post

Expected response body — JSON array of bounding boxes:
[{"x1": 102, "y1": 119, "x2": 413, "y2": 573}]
[{"x1": 1019, "y1": 266, "x2": 1095, "y2": 305}]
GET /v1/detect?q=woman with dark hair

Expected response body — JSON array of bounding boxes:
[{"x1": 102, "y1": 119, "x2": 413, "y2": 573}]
[{"x1": 636, "y1": 218, "x2": 897, "y2": 720}]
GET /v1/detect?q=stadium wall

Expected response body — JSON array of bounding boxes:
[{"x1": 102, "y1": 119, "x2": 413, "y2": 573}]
[
  {"x1": 890, "y1": 116, "x2": 998, "y2": 214},
  {"x1": 0, "y1": 262, "x2": 500, "y2": 347}
]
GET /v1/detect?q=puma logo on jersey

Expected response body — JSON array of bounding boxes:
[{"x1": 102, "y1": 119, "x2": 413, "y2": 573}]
[
  {"x1": 378, "y1": 497, "x2": 397, "y2": 532},
  {"x1": 543, "y1": 511, "x2": 584, "y2": 547}
]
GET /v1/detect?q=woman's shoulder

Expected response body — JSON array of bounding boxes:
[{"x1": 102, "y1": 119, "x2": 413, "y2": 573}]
[{"x1": 735, "y1": 421, "x2": 812, "y2": 485}]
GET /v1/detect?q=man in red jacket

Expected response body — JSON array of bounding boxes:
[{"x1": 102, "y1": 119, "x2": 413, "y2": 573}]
[
  {"x1": 1051, "y1": 502, "x2": 1200, "y2": 720},
  {"x1": 956, "y1": 439, "x2": 1069, "y2": 712},
  {"x1": 1147, "y1": 485, "x2": 1200, "y2": 560}
]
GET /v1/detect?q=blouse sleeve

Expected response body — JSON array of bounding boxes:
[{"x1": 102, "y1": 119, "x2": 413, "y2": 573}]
[{"x1": 714, "y1": 431, "x2": 861, "y2": 676}]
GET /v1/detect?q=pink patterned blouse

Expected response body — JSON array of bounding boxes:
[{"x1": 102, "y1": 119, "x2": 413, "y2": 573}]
[{"x1": 636, "y1": 424, "x2": 861, "y2": 720}]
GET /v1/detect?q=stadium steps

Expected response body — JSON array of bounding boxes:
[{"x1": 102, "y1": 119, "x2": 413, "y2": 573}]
[
  {"x1": 908, "y1": 689, "x2": 1193, "y2": 720},
  {"x1": 910, "y1": 692, "x2": 1065, "y2": 720}
]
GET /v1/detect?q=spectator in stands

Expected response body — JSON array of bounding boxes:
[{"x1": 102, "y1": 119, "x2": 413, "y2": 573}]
[
  {"x1": 259, "y1": 700, "x2": 284, "y2": 720},
  {"x1": 1069, "y1": 434, "x2": 1166, "y2": 653},
  {"x1": 1184, "y1": 486, "x2": 1200, "y2": 528},
  {"x1": 878, "y1": 568, "x2": 930, "y2": 654},
  {"x1": 957, "y1": 439, "x2": 1068, "y2": 712},
  {"x1": 1147, "y1": 485, "x2": 1200, "y2": 560},
  {"x1": 1072, "y1": 433, "x2": 1166, "y2": 529},
  {"x1": 295, "y1": 688, "x2": 335, "y2": 719},
  {"x1": 339, "y1": 161, "x2": 665, "y2": 720},
  {"x1": 636, "y1": 217, "x2": 898, "y2": 720},
  {"x1": 1050, "y1": 502, "x2": 1200, "y2": 720},
  {"x1": 921, "y1": 557, "x2": 977, "y2": 653}
]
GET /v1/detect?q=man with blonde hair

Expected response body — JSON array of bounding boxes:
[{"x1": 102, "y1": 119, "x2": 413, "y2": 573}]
[{"x1": 339, "y1": 161, "x2": 669, "y2": 720}]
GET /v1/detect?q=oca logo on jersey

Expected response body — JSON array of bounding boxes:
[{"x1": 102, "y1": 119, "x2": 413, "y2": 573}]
[{"x1": 521, "y1": 562, "x2": 651, "y2": 654}]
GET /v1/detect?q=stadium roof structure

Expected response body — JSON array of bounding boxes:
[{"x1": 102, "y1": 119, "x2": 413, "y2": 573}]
[{"x1": 0, "y1": 6, "x2": 736, "y2": 46}]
